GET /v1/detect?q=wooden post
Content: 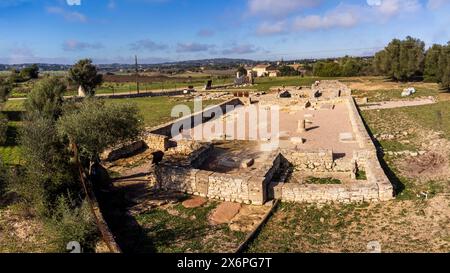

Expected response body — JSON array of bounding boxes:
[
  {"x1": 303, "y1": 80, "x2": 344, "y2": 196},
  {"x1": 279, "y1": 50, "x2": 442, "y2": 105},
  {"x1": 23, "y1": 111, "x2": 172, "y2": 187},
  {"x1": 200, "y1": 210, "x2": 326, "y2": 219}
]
[{"x1": 135, "y1": 55, "x2": 140, "y2": 94}]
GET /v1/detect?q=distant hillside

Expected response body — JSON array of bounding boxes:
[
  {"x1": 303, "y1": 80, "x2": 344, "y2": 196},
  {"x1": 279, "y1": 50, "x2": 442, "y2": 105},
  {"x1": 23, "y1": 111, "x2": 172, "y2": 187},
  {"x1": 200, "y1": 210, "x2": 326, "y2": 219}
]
[{"x1": 0, "y1": 58, "x2": 259, "y2": 72}]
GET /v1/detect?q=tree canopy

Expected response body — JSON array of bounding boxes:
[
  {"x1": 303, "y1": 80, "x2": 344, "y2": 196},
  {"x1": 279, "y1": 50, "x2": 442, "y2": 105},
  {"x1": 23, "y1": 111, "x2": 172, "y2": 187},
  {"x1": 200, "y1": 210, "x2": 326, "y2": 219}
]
[
  {"x1": 373, "y1": 36, "x2": 425, "y2": 81},
  {"x1": 57, "y1": 99, "x2": 143, "y2": 161},
  {"x1": 68, "y1": 59, "x2": 103, "y2": 97},
  {"x1": 25, "y1": 76, "x2": 66, "y2": 120},
  {"x1": 19, "y1": 64, "x2": 39, "y2": 80}
]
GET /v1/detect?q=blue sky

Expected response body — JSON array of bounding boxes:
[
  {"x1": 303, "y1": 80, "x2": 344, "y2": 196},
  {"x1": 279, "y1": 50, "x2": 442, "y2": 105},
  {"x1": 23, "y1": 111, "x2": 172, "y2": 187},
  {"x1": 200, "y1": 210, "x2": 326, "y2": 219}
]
[{"x1": 0, "y1": 0, "x2": 449, "y2": 64}]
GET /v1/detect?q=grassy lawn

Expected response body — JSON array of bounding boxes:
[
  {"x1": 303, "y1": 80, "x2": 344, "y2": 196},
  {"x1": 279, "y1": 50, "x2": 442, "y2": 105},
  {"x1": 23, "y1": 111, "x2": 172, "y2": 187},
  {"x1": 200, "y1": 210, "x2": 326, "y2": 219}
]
[
  {"x1": 9, "y1": 77, "x2": 234, "y2": 98},
  {"x1": 353, "y1": 87, "x2": 441, "y2": 102},
  {"x1": 0, "y1": 100, "x2": 24, "y2": 166},
  {"x1": 362, "y1": 101, "x2": 450, "y2": 142},
  {"x1": 0, "y1": 97, "x2": 226, "y2": 164},
  {"x1": 105, "y1": 96, "x2": 224, "y2": 127},
  {"x1": 134, "y1": 201, "x2": 245, "y2": 253},
  {"x1": 248, "y1": 199, "x2": 450, "y2": 253},
  {"x1": 239, "y1": 76, "x2": 337, "y2": 92}
]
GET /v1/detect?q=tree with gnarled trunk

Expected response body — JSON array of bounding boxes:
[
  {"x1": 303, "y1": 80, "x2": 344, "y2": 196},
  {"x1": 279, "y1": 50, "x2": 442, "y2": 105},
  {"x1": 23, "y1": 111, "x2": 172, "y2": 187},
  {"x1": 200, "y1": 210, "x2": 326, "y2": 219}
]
[
  {"x1": 57, "y1": 98, "x2": 143, "y2": 173},
  {"x1": 67, "y1": 59, "x2": 103, "y2": 97}
]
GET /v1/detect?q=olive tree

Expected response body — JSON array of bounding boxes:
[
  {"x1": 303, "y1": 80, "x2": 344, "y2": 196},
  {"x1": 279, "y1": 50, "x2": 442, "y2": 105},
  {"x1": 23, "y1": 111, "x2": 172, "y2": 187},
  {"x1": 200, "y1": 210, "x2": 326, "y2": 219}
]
[
  {"x1": 25, "y1": 76, "x2": 66, "y2": 120},
  {"x1": 57, "y1": 99, "x2": 142, "y2": 172},
  {"x1": 0, "y1": 79, "x2": 12, "y2": 145},
  {"x1": 68, "y1": 59, "x2": 103, "y2": 97}
]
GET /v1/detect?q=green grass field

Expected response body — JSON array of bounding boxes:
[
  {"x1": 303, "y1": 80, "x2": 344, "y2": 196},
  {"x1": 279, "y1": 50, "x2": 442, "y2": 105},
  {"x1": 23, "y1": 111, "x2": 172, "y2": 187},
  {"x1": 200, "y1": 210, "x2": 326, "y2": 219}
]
[
  {"x1": 0, "y1": 100, "x2": 24, "y2": 166},
  {"x1": 8, "y1": 75, "x2": 234, "y2": 98},
  {"x1": 105, "y1": 97, "x2": 224, "y2": 127},
  {"x1": 238, "y1": 76, "x2": 344, "y2": 92},
  {"x1": 0, "y1": 97, "x2": 224, "y2": 165}
]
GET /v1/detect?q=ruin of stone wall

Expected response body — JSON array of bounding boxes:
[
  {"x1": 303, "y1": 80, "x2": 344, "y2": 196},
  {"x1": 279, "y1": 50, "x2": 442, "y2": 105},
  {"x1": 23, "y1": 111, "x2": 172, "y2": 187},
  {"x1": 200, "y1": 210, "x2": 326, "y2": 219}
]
[
  {"x1": 269, "y1": 181, "x2": 380, "y2": 204},
  {"x1": 281, "y1": 149, "x2": 336, "y2": 172},
  {"x1": 101, "y1": 140, "x2": 146, "y2": 162},
  {"x1": 155, "y1": 153, "x2": 282, "y2": 205},
  {"x1": 345, "y1": 97, "x2": 394, "y2": 201},
  {"x1": 144, "y1": 133, "x2": 169, "y2": 151}
]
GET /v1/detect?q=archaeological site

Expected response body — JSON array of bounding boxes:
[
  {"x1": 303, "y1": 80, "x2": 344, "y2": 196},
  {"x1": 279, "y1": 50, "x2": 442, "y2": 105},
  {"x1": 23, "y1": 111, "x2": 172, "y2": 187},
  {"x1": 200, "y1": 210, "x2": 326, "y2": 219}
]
[{"x1": 106, "y1": 80, "x2": 394, "y2": 206}]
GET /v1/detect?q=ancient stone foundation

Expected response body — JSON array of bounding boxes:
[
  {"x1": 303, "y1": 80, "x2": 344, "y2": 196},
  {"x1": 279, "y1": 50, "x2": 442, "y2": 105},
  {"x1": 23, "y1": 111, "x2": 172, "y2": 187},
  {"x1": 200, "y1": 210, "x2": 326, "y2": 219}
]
[{"x1": 110, "y1": 81, "x2": 394, "y2": 205}]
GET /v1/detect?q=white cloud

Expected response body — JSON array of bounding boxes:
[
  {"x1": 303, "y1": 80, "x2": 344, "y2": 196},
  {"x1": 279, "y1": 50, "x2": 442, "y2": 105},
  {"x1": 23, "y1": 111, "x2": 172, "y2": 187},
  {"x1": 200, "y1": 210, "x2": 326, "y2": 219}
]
[
  {"x1": 176, "y1": 43, "x2": 215, "y2": 53},
  {"x1": 0, "y1": 0, "x2": 32, "y2": 8},
  {"x1": 248, "y1": 0, "x2": 321, "y2": 17},
  {"x1": 129, "y1": 39, "x2": 168, "y2": 51},
  {"x1": 427, "y1": 0, "x2": 450, "y2": 9},
  {"x1": 256, "y1": 21, "x2": 287, "y2": 35},
  {"x1": 62, "y1": 40, "x2": 104, "y2": 51},
  {"x1": 376, "y1": 0, "x2": 421, "y2": 17},
  {"x1": 256, "y1": 0, "x2": 424, "y2": 34},
  {"x1": 293, "y1": 4, "x2": 361, "y2": 31},
  {"x1": 222, "y1": 44, "x2": 260, "y2": 55},
  {"x1": 46, "y1": 6, "x2": 87, "y2": 22},
  {"x1": 66, "y1": 0, "x2": 81, "y2": 6}
]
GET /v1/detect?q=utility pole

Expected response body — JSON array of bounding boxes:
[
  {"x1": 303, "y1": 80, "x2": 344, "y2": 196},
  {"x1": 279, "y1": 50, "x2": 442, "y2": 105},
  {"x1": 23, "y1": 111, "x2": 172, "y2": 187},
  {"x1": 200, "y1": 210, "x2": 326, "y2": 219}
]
[{"x1": 135, "y1": 55, "x2": 140, "y2": 94}]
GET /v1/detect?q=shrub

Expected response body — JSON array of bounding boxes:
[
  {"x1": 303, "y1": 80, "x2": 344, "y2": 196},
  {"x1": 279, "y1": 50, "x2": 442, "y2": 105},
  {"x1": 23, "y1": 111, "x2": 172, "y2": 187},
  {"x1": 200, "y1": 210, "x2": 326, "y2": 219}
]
[
  {"x1": 0, "y1": 114, "x2": 8, "y2": 145},
  {"x1": 46, "y1": 195, "x2": 98, "y2": 252}
]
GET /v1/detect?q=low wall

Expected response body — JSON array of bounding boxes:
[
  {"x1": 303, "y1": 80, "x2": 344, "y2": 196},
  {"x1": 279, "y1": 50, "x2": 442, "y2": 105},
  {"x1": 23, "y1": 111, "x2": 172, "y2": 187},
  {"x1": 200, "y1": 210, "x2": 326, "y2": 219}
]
[
  {"x1": 282, "y1": 149, "x2": 335, "y2": 172},
  {"x1": 144, "y1": 133, "x2": 169, "y2": 151},
  {"x1": 101, "y1": 140, "x2": 146, "y2": 162},
  {"x1": 346, "y1": 97, "x2": 394, "y2": 201},
  {"x1": 155, "y1": 153, "x2": 282, "y2": 205},
  {"x1": 266, "y1": 96, "x2": 394, "y2": 204},
  {"x1": 269, "y1": 181, "x2": 379, "y2": 204}
]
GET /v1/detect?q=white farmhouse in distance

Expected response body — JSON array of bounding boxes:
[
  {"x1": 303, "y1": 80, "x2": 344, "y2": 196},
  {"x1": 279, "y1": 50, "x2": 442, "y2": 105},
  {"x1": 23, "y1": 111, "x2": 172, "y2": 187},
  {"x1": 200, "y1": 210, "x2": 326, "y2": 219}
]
[{"x1": 251, "y1": 64, "x2": 280, "y2": 77}]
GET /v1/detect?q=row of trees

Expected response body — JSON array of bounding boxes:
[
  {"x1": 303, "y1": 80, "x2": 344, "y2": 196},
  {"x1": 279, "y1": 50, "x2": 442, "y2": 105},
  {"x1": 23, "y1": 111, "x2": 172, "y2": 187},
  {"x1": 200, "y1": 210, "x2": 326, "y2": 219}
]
[
  {"x1": 374, "y1": 36, "x2": 450, "y2": 89},
  {"x1": 313, "y1": 57, "x2": 374, "y2": 77},
  {"x1": 1, "y1": 59, "x2": 141, "y2": 251}
]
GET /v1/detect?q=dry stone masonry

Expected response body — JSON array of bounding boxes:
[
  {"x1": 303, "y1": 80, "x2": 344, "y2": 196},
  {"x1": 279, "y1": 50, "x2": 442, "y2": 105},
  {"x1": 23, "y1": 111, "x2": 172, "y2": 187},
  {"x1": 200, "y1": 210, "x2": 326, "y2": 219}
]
[{"x1": 114, "y1": 81, "x2": 394, "y2": 205}]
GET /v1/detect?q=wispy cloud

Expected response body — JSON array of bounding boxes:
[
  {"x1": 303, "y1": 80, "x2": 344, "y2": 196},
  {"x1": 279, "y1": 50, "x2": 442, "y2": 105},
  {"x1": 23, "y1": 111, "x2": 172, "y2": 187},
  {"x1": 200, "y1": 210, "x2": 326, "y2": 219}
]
[
  {"x1": 62, "y1": 40, "x2": 104, "y2": 51},
  {"x1": 46, "y1": 6, "x2": 87, "y2": 22},
  {"x1": 176, "y1": 43, "x2": 215, "y2": 53},
  {"x1": 129, "y1": 39, "x2": 168, "y2": 51},
  {"x1": 222, "y1": 44, "x2": 259, "y2": 55},
  {"x1": 0, "y1": 0, "x2": 32, "y2": 8},
  {"x1": 293, "y1": 4, "x2": 361, "y2": 31},
  {"x1": 427, "y1": 0, "x2": 450, "y2": 9},
  {"x1": 247, "y1": 0, "x2": 321, "y2": 17},
  {"x1": 254, "y1": 0, "x2": 423, "y2": 35},
  {"x1": 256, "y1": 21, "x2": 287, "y2": 35}
]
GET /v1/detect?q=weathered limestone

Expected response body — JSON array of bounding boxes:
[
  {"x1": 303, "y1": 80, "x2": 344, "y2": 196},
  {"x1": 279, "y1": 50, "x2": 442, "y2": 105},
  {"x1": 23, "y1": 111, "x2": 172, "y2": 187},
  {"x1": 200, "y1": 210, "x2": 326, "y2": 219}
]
[
  {"x1": 101, "y1": 140, "x2": 146, "y2": 162},
  {"x1": 149, "y1": 80, "x2": 394, "y2": 205},
  {"x1": 297, "y1": 119, "x2": 306, "y2": 133},
  {"x1": 144, "y1": 133, "x2": 169, "y2": 151}
]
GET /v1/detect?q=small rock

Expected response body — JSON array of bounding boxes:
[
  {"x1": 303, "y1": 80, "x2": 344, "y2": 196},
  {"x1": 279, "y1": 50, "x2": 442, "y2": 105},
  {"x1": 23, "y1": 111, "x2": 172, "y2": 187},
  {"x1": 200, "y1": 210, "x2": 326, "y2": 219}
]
[
  {"x1": 240, "y1": 158, "x2": 255, "y2": 169},
  {"x1": 209, "y1": 202, "x2": 241, "y2": 225},
  {"x1": 182, "y1": 196, "x2": 207, "y2": 209}
]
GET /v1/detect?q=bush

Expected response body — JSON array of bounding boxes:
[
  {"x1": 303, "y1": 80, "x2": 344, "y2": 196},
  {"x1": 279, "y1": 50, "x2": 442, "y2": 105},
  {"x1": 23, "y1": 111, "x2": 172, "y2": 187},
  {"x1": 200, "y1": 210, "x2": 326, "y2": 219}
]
[
  {"x1": 0, "y1": 159, "x2": 7, "y2": 198},
  {"x1": 45, "y1": 195, "x2": 98, "y2": 252},
  {"x1": 0, "y1": 114, "x2": 8, "y2": 145}
]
